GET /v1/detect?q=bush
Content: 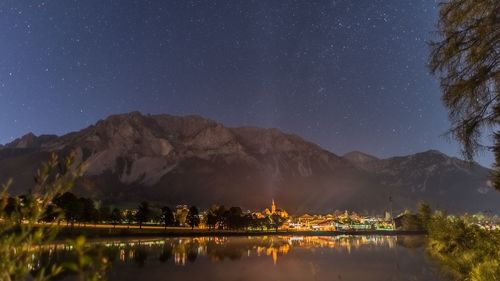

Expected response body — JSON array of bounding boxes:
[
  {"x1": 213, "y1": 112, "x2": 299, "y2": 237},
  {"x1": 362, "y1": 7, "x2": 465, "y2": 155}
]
[
  {"x1": 0, "y1": 153, "x2": 107, "y2": 281},
  {"x1": 426, "y1": 213, "x2": 500, "y2": 281}
]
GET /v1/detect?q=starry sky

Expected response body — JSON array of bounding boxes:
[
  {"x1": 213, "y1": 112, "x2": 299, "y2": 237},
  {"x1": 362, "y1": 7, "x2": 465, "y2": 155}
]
[{"x1": 0, "y1": 0, "x2": 493, "y2": 166}]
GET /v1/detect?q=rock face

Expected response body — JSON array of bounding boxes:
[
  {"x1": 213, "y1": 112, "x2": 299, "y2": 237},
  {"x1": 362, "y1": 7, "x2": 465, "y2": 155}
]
[
  {"x1": 0, "y1": 112, "x2": 498, "y2": 214},
  {"x1": 5, "y1": 133, "x2": 57, "y2": 149}
]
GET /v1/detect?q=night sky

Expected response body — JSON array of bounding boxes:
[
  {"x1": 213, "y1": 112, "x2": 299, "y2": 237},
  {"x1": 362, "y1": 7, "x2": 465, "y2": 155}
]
[{"x1": 0, "y1": 0, "x2": 493, "y2": 166}]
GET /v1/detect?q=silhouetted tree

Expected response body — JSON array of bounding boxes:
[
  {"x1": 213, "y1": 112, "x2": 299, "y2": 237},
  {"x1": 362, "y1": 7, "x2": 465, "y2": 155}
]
[
  {"x1": 186, "y1": 206, "x2": 200, "y2": 229},
  {"x1": 250, "y1": 214, "x2": 263, "y2": 231},
  {"x1": 99, "y1": 205, "x2": 111, "y2": 223},
  {"x1": 150, "y1": 207, "x2": 162, "y2": 224},
  {"x1": 125, "y1": 210, "x2": 134, "y2": 228},
  {"x1": 79, "y1": 197, "x2": 98, "y2": 226},
  {"x1": 227, "y1": 207, "x2": 243, "y2": 230},
  {"x1": 110, "y1": 208, "x2": 122, "y2": 227},
  {"x1": 54, "y1": 192, "x2": 83, "y2": 227},
  {"x1": 430, "y1": 0, "x2": 500, "y2": 189},
  {"x1": 41, "y1": 203, "x2": 59, "y2": 223},
  {"x1": 416, "y1": 202, "x2": 432, "y2": 229},
  {"x1": 242, "y1": 213, "x2": 253, "y2": 230},
  {"x1": 270, "y1": 213, "x2": 286, "y2": 232},
  {"x1": 206, "y1": 205, "x2": 228, "y2": 229},
  {"x1": 3, "y1": 197, "x2": 20, "y2": 220},
  {"x1": 214, "y1": 205, "x2": 228, "y2": 229},
  {"x1": 206, "y1": 209, "x2": 218, "y2": 230},
  {"x1": 135, "y1": 201, "x2": 151, "y2": 229},
  {"x1": 160, "y1": 206, "x2": 175, "y2": 229}
]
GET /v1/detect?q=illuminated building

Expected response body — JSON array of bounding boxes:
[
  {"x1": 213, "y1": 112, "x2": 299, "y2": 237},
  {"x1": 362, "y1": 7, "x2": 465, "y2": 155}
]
[{"x1": 262, "y1": 199, "x2": 289, "y2": 219}]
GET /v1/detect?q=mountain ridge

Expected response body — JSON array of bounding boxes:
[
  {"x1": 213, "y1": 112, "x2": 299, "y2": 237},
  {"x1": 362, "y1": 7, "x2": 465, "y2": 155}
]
[{"x1": 0, "y1": 111, "x2": 498, "y2": 214}]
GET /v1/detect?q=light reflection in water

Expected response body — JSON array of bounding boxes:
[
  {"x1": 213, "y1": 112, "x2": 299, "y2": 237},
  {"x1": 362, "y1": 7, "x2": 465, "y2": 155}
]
[
  {"x1": 34, "y1": 235, "x2": 418, "y2": 267},
  {"x1": 30, "y1": 235, "x2": 444, "y2": 281}
]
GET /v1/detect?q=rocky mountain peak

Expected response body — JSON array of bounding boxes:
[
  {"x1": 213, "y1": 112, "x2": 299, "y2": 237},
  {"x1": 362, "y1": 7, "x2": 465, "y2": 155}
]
[
  {"x1": 6, "y1": 132, "x2": 37, "y2": 148},
  {"x1": 423, "y1": 149, "x2": 445, "y2": 155},
  {"x1": 5, "y1": 132, "x2": 57, "y2": 149},
  {"x1": 343, "y1": 151, "x2": 379, "y2": 163},
  {"x1": 0, "y1": 112, "x2": 498, "y2": 213}
]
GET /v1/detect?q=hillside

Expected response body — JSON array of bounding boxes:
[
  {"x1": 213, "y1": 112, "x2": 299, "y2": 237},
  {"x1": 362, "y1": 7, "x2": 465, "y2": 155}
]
[{"x1": 0, "y1": 112, "x2": 498, "y2": 214}]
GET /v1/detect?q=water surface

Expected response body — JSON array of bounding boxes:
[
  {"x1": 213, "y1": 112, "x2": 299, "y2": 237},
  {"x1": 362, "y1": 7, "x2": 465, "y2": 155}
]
[{"x1": 41, "y1": 235, "x2": 448, "y2": 281}]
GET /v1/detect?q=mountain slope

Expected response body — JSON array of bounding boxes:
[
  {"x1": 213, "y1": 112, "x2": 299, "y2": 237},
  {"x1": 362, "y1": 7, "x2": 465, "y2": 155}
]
[
  {"x1": 343, "y1": 150, "x2": 497, "y2": 213},
  {"x1": 0, "y1": 112, "x2": 498, "y2": 214}
]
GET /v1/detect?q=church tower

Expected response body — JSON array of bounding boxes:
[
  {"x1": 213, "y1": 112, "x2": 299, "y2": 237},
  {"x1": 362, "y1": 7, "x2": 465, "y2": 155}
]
[{"x1": 271, "y1": 199, "x2": 276, "y2": 214}]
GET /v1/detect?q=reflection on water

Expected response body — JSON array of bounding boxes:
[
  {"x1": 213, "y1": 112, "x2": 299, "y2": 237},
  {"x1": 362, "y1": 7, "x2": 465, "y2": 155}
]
[{"x1": 36, "y1": 235, "x2": 446, "y2": 281}]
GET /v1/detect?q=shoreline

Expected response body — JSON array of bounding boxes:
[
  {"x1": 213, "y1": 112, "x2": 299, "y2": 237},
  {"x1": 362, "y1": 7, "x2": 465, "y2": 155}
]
[{"x1": 53, "y1": 225, "x2": 425, "y2": 238}]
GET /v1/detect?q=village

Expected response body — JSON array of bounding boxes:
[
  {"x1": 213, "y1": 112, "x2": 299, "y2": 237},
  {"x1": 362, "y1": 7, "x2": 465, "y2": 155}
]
[{"x1": 116, "y1": 200, "x2": 399, "y2": 231}]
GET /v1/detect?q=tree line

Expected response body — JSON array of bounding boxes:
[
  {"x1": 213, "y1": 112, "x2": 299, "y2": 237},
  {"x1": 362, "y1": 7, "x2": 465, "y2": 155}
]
[{"x1": 2, "y1": 192, "x2": 287, "y2": 231}]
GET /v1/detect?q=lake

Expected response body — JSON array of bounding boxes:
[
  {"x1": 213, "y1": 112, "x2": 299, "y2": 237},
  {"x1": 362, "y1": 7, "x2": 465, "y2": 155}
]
[{"x1": 36, "y1": 235, "x2": 449, "y2": 281}]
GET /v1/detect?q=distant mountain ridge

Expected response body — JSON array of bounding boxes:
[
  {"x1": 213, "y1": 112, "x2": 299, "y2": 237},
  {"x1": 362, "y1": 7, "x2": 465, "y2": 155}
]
[{"x1": 0, "y1": 111, "x2": 498, "y2": 214}]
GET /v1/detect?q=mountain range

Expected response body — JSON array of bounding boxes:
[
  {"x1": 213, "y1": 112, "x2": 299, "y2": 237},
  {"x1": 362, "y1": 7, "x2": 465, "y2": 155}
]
[{"x1": 1, "y1": 111, "x2": 498, "y2": 214}]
